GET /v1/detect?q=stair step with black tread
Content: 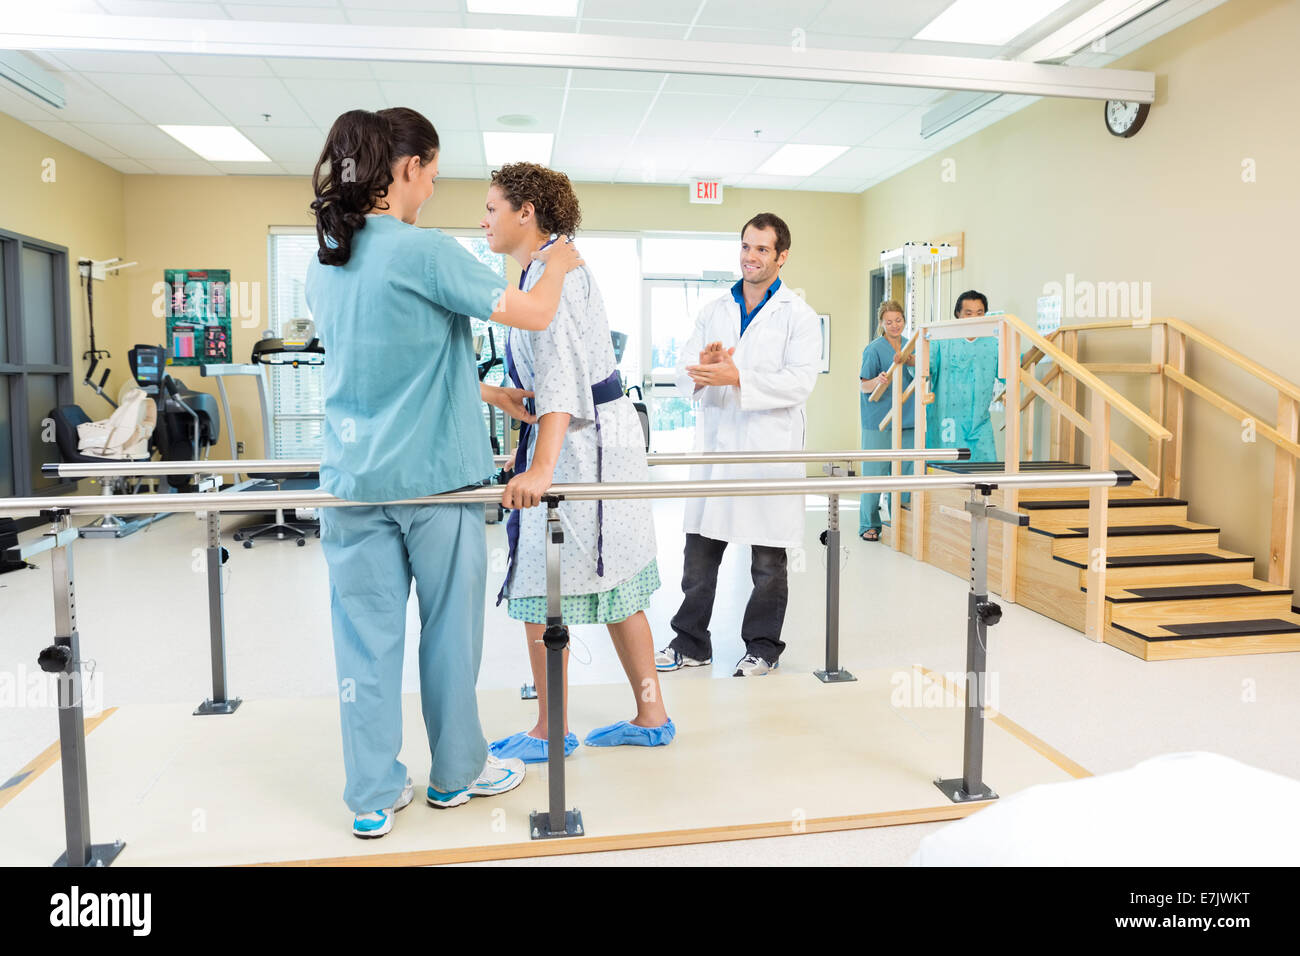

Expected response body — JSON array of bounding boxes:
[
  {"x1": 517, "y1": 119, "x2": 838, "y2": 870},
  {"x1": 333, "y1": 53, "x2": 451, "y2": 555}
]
[{"x1": 1110, "y1": 612, "x2": 1300, "y2": 642}]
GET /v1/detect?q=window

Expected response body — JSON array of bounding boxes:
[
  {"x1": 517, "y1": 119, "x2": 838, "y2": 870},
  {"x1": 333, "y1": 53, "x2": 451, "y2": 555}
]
[{"x1": 267, "y1": 230, "x2": 323, "y2": 458}]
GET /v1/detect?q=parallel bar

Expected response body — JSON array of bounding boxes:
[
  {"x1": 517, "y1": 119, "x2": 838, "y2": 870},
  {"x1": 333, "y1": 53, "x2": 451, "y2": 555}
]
[
  {"x1": 1, "y1": 471, "x2": 1132, "y2": 519},
  {"x1": 42, "y1": 447, "x2": 963, "y2": 479}
]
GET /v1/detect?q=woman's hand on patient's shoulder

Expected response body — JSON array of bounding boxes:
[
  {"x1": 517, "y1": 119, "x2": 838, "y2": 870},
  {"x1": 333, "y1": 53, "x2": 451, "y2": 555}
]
[
  {"x1": 502, "y1": 465, "x2": 554, "y2": 509},
  {"x1": 533, "y1": 235, "x2": 584, "y2": 273}
]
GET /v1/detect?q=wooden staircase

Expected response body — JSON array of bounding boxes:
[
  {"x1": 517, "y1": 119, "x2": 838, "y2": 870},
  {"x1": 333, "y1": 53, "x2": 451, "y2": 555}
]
[{"x1": 884, "y1": 462, "x2": 1300, "y2": 661}]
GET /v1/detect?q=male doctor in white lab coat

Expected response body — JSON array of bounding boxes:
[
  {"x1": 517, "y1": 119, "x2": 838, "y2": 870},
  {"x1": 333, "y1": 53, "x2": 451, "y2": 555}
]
[{"x1": 655, "y1": 213, "x2": 823, "y2": 677}]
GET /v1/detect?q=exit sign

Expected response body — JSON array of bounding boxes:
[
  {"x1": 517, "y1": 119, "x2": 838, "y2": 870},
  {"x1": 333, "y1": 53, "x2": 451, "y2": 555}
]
[{"x1": 690, "y1": 179, "x2": 723, "y2": 204}]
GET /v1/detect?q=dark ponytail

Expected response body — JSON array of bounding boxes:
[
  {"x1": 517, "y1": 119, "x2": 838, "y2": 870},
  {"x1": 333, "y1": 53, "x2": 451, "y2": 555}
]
[{"x1": 310, "y1": 107, "x2": 440, "y2": 266}]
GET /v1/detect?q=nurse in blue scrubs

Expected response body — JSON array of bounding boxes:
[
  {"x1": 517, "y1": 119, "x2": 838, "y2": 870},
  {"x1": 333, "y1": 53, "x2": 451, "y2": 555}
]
[
  {"x1": 305, "y1": 108, "x2": 583, "y2": 838},
  {"x1": 859, "y1": 300, "x2": 914, "y2": 540},
  {"x1": 926, "y1": 290, "x2": 1001, "y2": 463}
]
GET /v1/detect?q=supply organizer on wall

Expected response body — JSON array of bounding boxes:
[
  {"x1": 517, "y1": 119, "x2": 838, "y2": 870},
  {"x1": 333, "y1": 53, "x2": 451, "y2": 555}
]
[{"x1": 164, "y1": 269, "x2": 232, "y2": 365}]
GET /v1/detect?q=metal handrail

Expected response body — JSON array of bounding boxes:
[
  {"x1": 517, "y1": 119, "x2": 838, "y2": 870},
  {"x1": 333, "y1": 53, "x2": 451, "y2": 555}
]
[
  {"x1": 38, "y1": 447, "x2": 968, "y2": 479},
  {"x1": 2, "y1": 469, "x2": 1132, "y2": 519}
]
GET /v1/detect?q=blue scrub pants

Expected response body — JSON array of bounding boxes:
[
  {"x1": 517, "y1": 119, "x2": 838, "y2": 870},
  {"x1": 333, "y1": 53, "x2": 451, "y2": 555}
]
[
  {"x1": 860, "y1": 426, "x2": 914, "y2": 535},
  {"x1": 320, "y1": 502, "x2": 488, "y2": 813}
]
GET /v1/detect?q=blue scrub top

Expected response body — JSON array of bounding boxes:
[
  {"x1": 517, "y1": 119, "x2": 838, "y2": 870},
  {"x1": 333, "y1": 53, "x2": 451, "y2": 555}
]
[
  {"x1": 306, "y1": 215, "x2": 507, "y2": 503},
  {"x1": 860, "y1": 334, "x2": 914, "y2": 430}
]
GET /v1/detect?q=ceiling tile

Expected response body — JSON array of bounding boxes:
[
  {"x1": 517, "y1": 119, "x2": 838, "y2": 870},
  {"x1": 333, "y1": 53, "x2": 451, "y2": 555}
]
[
  {"x1": 187, "y1": 76, "x2": 315, "y2": 126},
  {"x1": 342, "y1": 10, "x2": 463, "y2": 27},
  {"x1": 42, "y1": 74, "x2": 149, "y2": 124},
  {"x1": 551, "y1": 133, "x2": 636, "y2": 169},
  {"x1": 747, "y1": 78, "x2": 850, "y2": 101},
  {"x1": 240, "y1": 125, "x2": 325, "y2": 163},
  {"x1": 77, "y1": 123, "x2": 209, "y2": 159},
  {"x1": 470, "y1": 66, "x2": 570, "y2": 89},
  {"x1": 693, "y1": 1, "x2": 807, "y2": 33},
  {"x1": 462, "y1": 13, "x2": 578, "y2": 32},
  {"x1": 265, "y1": 58, "x2": 377, "y2": 80},
  {"x1": 808, "y1": 0, "x2": 955, "y2": 39},
  {"x1": 39, "y1": 52, "x2": 173, "y2": 74},
  {"x1": 638, "y1": 92, "x2": 742, "y2": 139},
  {"x1": 25, "y1": 121, "x2": 125, "y2": 159},
  {"x1": 279, "y1": 77, "x2": 387, "y2": 128},
  {"x1": 568, "y1": 69, "x2": 665, "y2": 91},
  {"x1": 561, "y1": 89, "x2": 656, "y2": 137},
  {"x1": 662, "y1": 74, "x2": 757, "y2": 96},
  {"x1": 474, "y1": 85, "x2": 565, "y2": 131},
  {"x1": 160, "y1": 54, "x2": 275, "y2": 76},
  {"x1": 0, "y1": 85, "x2": 62, "y2": 124},
  {"x1": 339, "y1": 0, "x2": 461, "y2": 10},
  {"x1": 816, "y1": 145, "x2": 927, "y2": 179},
  {"x1": 735, "y1": 173, "x2": 805, "y2": 189},
  {"x1": 100, "y1": 156, "x2": 156, "y2": 174},
  {"x1": 688, "y1": 139, "x2": 781, "y2": 178},
  {"x1": 580, "y1": 0, "x2": 700, "y2": 22},
  {"x1": 563, "y1": 169, "x2": 618, "y2": 183},
  {"x1": 621, "y1": 137, "x2": 696, "y2": 177},
  {"x1": 861, "y1": 108, "x2": 928, "y2": 149},
  {"x1": 789, "y1": 101, "x2": 913, "y2": 146},
  {"x1": 711, "y1": 96, "x2": 827, "y2": 143},
  {"x1": 139, "y1": 158, "x2": 223, "y2": 175},
  {"x1": 434, "y1": 129, "x2": 485, "y2": 167},
  {"x1": 615, "y1": 165, "x2": 686, "y2": 185},
  {"x1": 378, "y1": 84, "x2": 480, "y2": 129},
  {"x1": 368, "y1": 62, "x2": 476, "y2": 84},
  {"x1": 209, "y1": 160, "x2": 289, "y2": 174},
  {"x1": 83, "y1": 73, "x2": 229, "y2": 125},
  {"x1": 799, "y1": 176, "x2": 867, "y2": 193},
  {"x1": 279, "y1": 160, "x2": 319, "y2": 176}
]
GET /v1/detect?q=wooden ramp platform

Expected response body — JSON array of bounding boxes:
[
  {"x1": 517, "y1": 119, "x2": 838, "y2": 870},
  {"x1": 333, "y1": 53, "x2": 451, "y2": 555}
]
[{"x1": 0, "y1": 668, "x2": 1085, "y2": 866}]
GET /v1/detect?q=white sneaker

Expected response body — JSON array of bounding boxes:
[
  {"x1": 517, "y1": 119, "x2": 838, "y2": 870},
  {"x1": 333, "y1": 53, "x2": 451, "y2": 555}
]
[
  {"x1": 655, "y1": 645, "x2": 711, "y2": 671},
  {"x1": 427, "y1": 754, "x2": 526, "y2": 808},
  {"x1": 733, "y1": 654, "x2": 778, "y2": 677},
  {"x1": 352, "y1": 776, "x2": 414, "y2": 839}
]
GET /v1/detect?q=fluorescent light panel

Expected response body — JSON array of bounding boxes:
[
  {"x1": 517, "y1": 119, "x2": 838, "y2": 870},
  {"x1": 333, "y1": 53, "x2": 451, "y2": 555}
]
[
  {"x1": 916, "y1": 0, "x2": 1073, "y2": 46},
  {"x1": 158, "y1": 125, "x2": 271, "y2": 162},
  {"x1": 466, "y1": 0, "x2": 579, "y2": 14},
  {"x1": 757, "y1": 144, "x2": 848, "y2": 177},
  {"x1": 483, "y1": 132, "x2": 554, "y2": 167}
]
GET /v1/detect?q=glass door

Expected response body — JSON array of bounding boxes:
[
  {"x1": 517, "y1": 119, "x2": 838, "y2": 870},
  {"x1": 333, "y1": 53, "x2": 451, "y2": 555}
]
[{"x1": 640, "y1": 278, "x2": 732, "y2": 452}]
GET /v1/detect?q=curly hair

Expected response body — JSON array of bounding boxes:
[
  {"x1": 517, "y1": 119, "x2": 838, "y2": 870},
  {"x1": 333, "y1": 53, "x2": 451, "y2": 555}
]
[
  {"x1": 489, "y1": 162, "x2": 582, "y2": 237},
  {"x1": 310, "y1": 107, "x2": 439, "y2": 266}
]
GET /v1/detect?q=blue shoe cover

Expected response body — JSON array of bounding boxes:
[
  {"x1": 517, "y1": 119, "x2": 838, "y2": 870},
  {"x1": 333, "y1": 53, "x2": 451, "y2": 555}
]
[
  {"x1": 488, "y1": 730, "x2": 579, "y2": 763},
  {"x1": 583, "y1": 718, "x2": 676, "y2": 748}
]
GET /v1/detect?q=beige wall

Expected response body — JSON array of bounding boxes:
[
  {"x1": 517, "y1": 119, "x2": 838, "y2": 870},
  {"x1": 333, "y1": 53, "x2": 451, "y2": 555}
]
[
  {"x1": 857, "y1": 0, "x2": 1300, "y2": 591},
  {"x1": 120, "y1": 176, "x2": 865, "y2": 462},
  {"x1": 0, "y1": 110, "x2": 127, "y2": 490}
]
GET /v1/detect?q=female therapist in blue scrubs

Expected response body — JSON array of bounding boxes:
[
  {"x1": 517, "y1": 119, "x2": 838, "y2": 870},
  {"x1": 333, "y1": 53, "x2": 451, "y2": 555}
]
[
  {"x1": 306, "y1": 108, "x2": 583, "y2": 838},
  {"x1": 859, "y1": 300, "x2": 914, "y2": 540}
]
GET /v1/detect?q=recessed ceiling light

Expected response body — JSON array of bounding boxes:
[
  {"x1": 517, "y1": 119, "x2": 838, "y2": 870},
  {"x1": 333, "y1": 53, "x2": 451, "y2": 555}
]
[
  {"x1": 158, "y1": 125, "x2": 271, "y2": 162},
  {"x1": 496, "y1": 113, "x2": 536, "y2": 128},
  {"x1": 483, "y1": 132, "x2": 554, "y2": 167},
  {"x1": 915, "y1": 0, "x2": 1073, "y2": 46},
  {"x1": 467, "y1": 0, "x2": 579, "y2": 15},
  {"x1": 757, "y1": 144, "x2": 848, "y2": 177}
]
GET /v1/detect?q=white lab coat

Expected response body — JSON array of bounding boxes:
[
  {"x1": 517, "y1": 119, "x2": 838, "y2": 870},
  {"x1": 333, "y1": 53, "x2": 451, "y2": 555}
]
[{"x1": 674, "y1": 283, "x2": 823, "y2": 548}]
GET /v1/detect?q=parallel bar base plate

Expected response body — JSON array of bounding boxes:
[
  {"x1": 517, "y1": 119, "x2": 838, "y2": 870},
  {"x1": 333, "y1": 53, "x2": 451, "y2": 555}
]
[
  {"x1": 54, "y1": 840, "x2": 125, "y2": 867},
  {"x1": 529, "y1": 809, "x2": 584, "y2": 840},
  {"x1": 194, "y1": 697, "x2": 242, "y2": 716},
  {"x1": 814, "y1": 669, "x2": 857, "y2": 683},
  {"x1": 934, "y1": 777, "x2": 998, "y2": 804}
]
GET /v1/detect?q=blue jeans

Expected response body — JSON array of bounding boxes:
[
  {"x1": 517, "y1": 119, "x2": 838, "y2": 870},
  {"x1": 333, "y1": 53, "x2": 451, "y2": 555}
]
[
  {"x1": 860, "y1": 426, "x2": 914, "y2": 534},
  {"x1": 320, "y1": 502, "x2": 488, "y2": 812}
]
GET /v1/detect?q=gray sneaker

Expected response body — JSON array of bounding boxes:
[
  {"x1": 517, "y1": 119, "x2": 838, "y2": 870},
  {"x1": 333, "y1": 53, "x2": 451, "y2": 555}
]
[
  {"x1": 733, "y1": 654, "x2": 778, "y2": 677},
  {"x1": 655, "y1": 645, "x2": 711, "y2": 671}
]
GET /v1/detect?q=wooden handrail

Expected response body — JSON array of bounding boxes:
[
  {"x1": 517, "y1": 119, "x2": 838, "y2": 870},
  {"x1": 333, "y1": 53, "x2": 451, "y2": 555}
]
[
  {"x1": 1083, "y1": 362, "x2": 1161, "y2": 374},
  {"x1": 1164, "y1": 317, "x2": 1300, "y2": 405},
  {"x1": 867, "y1": 331, "x2": 919, "y2": 402},
  {"x1": 1001, "y1": 313, "x2": 1171, "y2": 442},
  {"x1": 1019, "y1": 364, "x2": 1062, "y2": 413},
  {"x1": 1165, "y1": 367, "x2": 1300, "y2": 460},
  {"x1": 878, "y1": 379, "x2": 918, "y2": 431}
]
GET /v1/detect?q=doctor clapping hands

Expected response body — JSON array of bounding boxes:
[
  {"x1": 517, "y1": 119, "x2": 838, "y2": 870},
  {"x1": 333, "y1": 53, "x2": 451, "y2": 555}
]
[{"x1": 657, "y1": 212, "x2": 823, "y2": 679}]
